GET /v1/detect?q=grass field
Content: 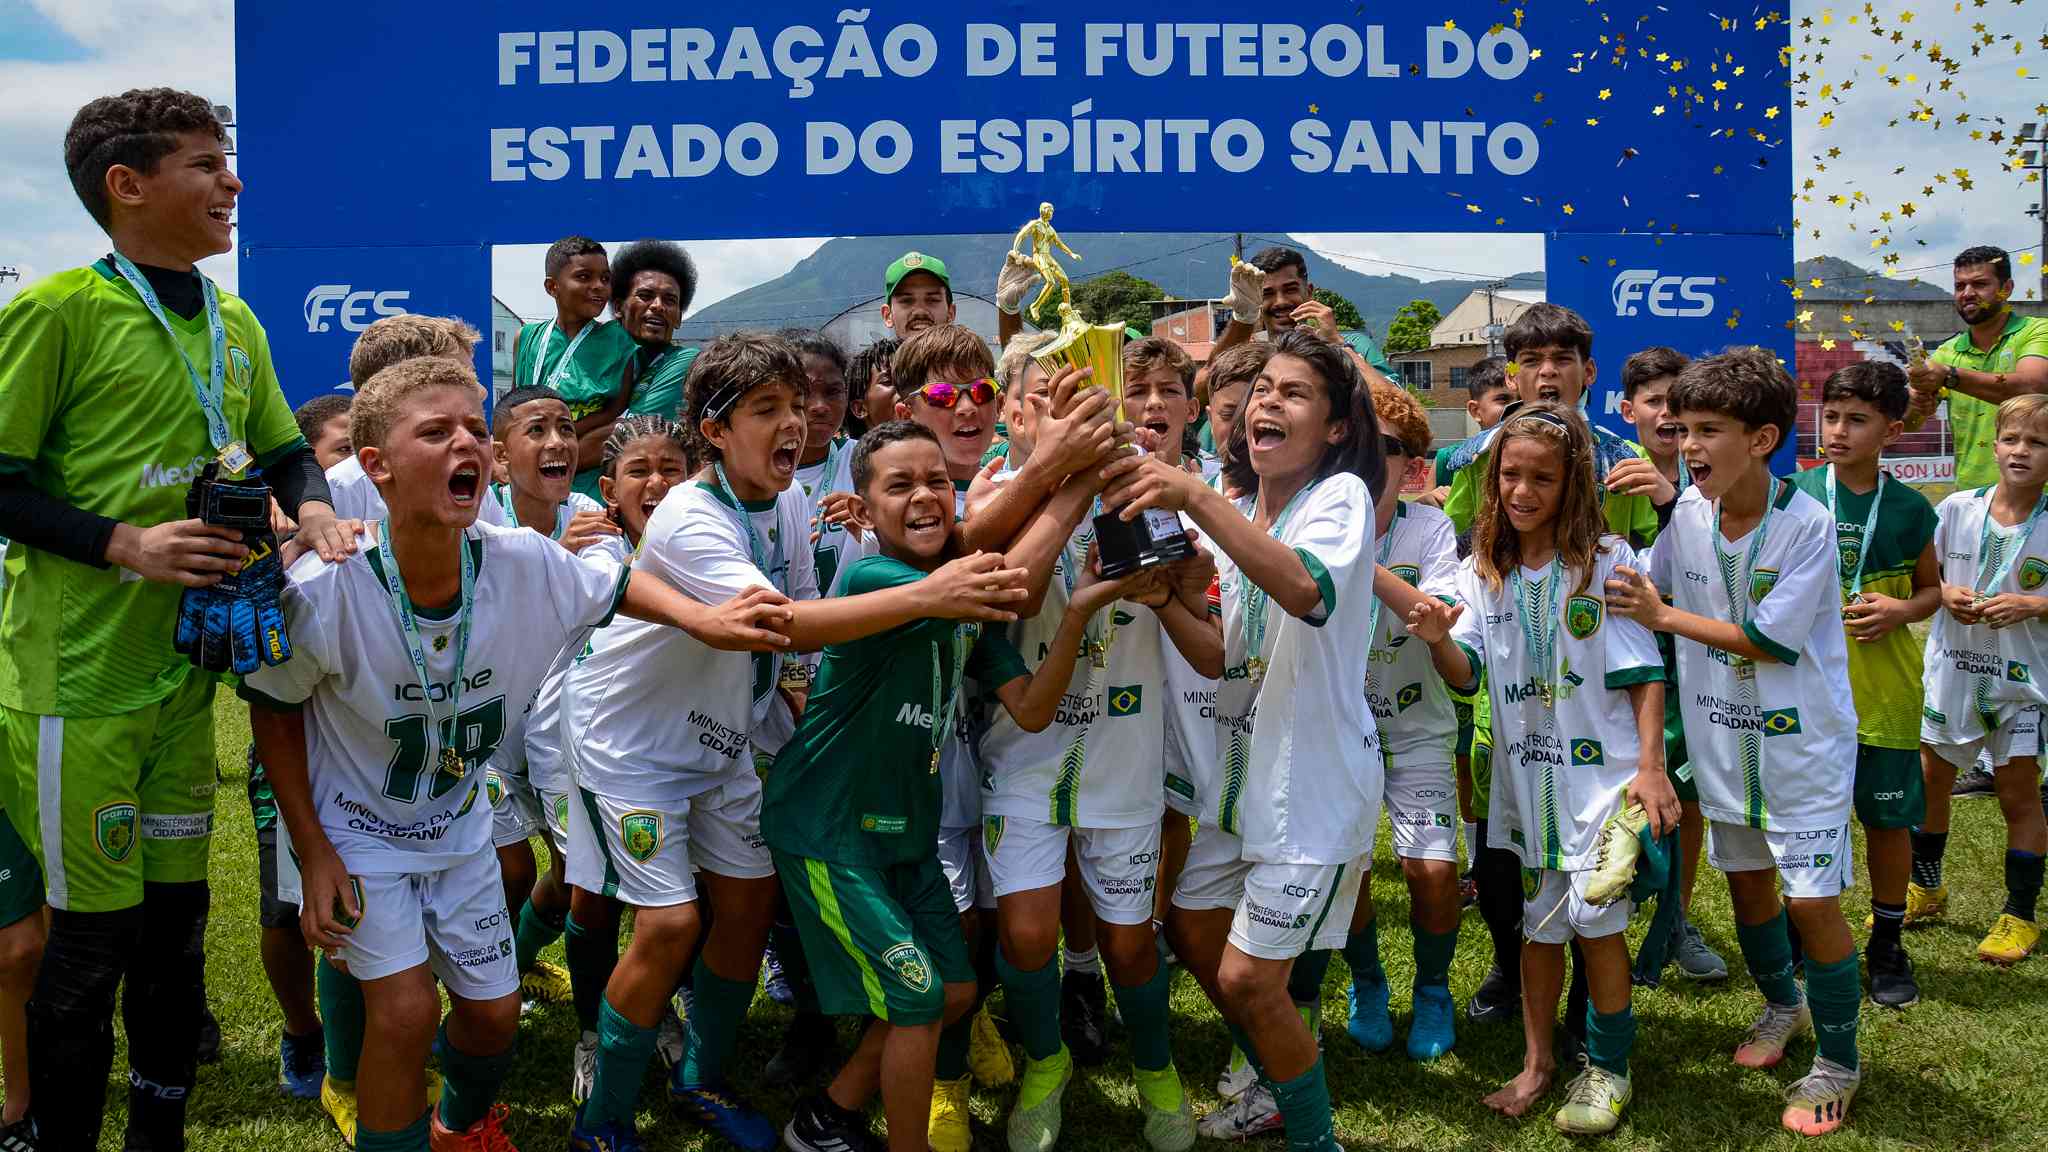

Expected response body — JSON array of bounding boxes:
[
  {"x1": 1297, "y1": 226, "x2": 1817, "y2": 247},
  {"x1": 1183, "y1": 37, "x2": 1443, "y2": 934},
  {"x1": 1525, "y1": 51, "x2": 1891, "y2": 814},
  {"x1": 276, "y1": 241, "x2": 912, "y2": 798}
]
[{"x1": 75, "y1": 699, "x2": 2048, "y2": 1150}]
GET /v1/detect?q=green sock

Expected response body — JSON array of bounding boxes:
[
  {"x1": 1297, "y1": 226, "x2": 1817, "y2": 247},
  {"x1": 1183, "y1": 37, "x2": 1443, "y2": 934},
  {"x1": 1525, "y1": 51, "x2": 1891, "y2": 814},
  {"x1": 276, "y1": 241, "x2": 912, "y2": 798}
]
[
  {"x1": 1269, "y1": 1056, "x2": 1338, "y2": 1152},
  {"x1": 995, "y1": 947, "x2": 1066, "y2": 1063},
  {"x1": 936, "y1": 1013, "x2": 972, "y2": 1081},
  {"x1": 679, "y1": 956, "x2": 755, "y2": 1087},
  {"x1": 514, "y1": 896, "x2": 567, "y2": 974},
  {"x1": 1412, "y1": 921, "x2": 1459, "y2": 991},
  {"x1": 1109, "y1": 941, "x2": 1174, "y2": 1073},
  {"x1": 1224, "y1": 1021, "x2": 1265, "y2": 1080},
  {"x1": 564, "y1": 910, "x2": 617, "y2": 1033},
  {"x1": 433, "y1": 1019, "x2": 514, "y2": 1132},
  {"x1": 1343, "y1": 918, "x2": 1384, "y2": 989},
  {"x1": 1584, "y1": 1005, "x2": 1635, "y2": 1077},
  {"x1": 317, "y1": 954, "x2": 365, "y2": 1083},
  {"x1": 586, "y1": 998, "x2": 657, "y2": 1128},
  {"x1": 1734, "y1": 907, "x2": 1803, "y2": 1008},
  {"x1": 356, "y1": 1109, "x2": 430, "y2": 1152},
  {"x1": 1805, "y1": 952, "x2": 1862, "y2": 1071}
]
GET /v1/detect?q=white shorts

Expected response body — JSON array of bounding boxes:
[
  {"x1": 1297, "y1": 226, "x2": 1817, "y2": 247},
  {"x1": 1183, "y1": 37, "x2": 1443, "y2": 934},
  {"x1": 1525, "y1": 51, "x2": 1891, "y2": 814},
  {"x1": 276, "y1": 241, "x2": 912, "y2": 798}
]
[
  {"x1": 536, "y1": 786, "x2": 572, "y2": 847},
  {"x1": 1521, "y1": 867, "x2": 1632, "y2": 945},
  {"x1": 982, "y1": 816, "x2": 1162, "y2": 926},
  {"x1": 936, "y1": 824, "x2": 994, "y2": 914},
  {"x1": 566, "y1": 774, "x2": 772, "y2": 909},
  {"x1": 1926, "y1": 706, "x2": 2041, "y2": 769},
  {"x1": 1708, "y1": 821, "x2": 1854, "y2": 899},
  {"x1": 1383, "y1": 759, "x2": 1460, "y2": 862},
  {"x1": 487, "y1": 767, "x2": 541, "y2": 849},
  {"x1": 320, "y1": 849, "x2": 517, "y2": 1000},
  {"x1": 1171, "y1": 825, "x2": 1362, "y2": 961}
]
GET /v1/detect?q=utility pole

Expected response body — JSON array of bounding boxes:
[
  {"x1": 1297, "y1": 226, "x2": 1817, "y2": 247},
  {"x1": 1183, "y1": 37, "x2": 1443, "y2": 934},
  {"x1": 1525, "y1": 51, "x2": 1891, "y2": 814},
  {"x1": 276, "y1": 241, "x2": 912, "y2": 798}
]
[
  {"x1": 1482, "y1": 277, "x2": 1507, "y2": 358},
  {"x1": 2024, "y1": 123, "x2": 2046, "y2": 299}
]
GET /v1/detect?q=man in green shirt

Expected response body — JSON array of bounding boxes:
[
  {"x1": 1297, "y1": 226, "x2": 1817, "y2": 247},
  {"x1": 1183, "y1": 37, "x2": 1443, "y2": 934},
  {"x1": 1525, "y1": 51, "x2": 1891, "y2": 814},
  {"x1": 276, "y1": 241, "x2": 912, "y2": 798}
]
[
  {"x1": 511, "y1": 236, "x2": 639, "y2": 499},
  {"x1": 0, "y1": 89, "x2": 348, "y2": 1150},
  {"x1": 764, "y1": 420, "x2": 1129, "y2": 1152},
  {"x1": 595, "y1": 240, "x2": 701, "y2": 499},
  {"x1": 1905, "y1": 245, "x2": 2048, "y2": 489}
]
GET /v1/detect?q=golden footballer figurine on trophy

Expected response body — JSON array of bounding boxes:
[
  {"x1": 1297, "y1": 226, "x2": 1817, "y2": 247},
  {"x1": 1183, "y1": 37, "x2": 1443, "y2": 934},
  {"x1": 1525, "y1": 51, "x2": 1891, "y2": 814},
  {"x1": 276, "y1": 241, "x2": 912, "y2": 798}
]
[{"x1": 1010, "y1": 201, "x2": 1194, "y2": 579}]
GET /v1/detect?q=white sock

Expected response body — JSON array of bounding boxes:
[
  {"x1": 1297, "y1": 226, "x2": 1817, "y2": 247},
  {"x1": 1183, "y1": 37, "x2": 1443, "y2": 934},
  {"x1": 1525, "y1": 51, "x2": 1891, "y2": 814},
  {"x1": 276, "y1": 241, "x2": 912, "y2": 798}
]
[
  {"x1": 1063, "y1": 946, "x2": 1102, "y2": 975},
  {"x1": 1463, "y1": 822, "x2": 1479, "y2": 862}
]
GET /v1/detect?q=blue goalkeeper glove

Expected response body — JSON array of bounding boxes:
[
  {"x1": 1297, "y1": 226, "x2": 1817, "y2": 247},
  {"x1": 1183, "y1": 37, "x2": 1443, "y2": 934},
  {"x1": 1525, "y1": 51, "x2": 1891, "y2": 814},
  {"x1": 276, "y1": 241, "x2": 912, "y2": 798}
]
[{"x1": 174, "y1": 465, "x2": 291, "y2": 675}]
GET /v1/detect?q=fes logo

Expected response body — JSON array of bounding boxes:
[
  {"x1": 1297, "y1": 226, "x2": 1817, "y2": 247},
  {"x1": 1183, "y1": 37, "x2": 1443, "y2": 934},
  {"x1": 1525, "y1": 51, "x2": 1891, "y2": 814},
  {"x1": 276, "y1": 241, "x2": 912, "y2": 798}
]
[
  {"x1": 2022, "y1": 557, "x2": 2048, "y2": 591},
  {"x1": 1565, "y1": 594, "x2": 1603, "y2": 640}
]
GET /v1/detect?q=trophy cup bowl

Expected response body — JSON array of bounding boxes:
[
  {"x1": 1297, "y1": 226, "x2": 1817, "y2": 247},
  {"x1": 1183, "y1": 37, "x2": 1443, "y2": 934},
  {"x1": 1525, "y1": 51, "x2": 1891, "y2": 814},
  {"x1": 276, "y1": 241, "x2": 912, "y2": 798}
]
[{"x1": 1033, "y1": 318, "x2": 1195, "y2": 579}]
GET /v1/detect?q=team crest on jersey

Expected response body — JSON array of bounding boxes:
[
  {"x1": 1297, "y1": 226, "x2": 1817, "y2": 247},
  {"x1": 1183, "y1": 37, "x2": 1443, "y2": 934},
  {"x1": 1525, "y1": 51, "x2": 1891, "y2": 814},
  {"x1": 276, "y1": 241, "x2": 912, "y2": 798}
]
[
  {"x1": 621, "y1": 811, "x2": 663, "y2": 862},
  {"x1": 1108, "y1": 685, "x2": 1143, "y2": 716},
  {"x1": 1396, "y1": 682, "x2": 1423, "y2": 711},
  {"x1": 2022, "y1": 557, "x2": 2048, "y2": 591},
  {"x1": 2010, "y1": 661, "x2": 2034, "y2": 685},
  {"x1": 1521, "y1": 868, "x2": 1540, "y2": 901},
  {"x1": 1571, "y1": 739, "x2": 1604, "y2": 766},
  {"x1": 94, "y1": 801, "x2": 137, "y2": 863},
  {"x1": 1565, "y1": 595, "x2": 1603, "y2": 640},
  {"x1": 229, "y1": 346, "x2": 253, "y2": 390},
  {"x1": 883, "y1": 942, "x2": 933, "y2": 993},
  {"x1": 433, "y1": 635, "x2": 449, "y2": 653},
  {"x1": 1836, "y1": 538, "x2": 1862, "y2": 580},
  {"x1": 484, "y1": 771, "x2": 504, "y2": 807},
  {"x1": 1750, "y1": 567, "x2": 1779, "y2": 603},
  {"x1": 1390, "y1": 563, "x2": 1421, "y2": 586},
  {"x1": 1762, "y1": 708, "x2": 1802, "y2": 736}
]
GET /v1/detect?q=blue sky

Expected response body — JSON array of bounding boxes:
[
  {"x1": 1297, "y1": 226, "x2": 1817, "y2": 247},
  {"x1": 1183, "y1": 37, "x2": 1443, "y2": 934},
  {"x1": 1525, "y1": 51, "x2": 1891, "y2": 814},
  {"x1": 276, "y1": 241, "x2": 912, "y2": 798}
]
[{"x1": 2, "y1": 3, "x2": 2044, "y2": 319}]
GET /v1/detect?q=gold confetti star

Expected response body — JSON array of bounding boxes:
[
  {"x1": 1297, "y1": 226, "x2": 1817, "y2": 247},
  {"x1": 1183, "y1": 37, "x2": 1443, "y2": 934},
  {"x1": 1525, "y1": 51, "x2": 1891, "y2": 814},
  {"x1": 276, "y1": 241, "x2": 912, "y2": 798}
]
[
  {"x1": 1443, "y1": 19, "x2": 1456, "y2": 30},
  {"x1": 1765, "y1": 106, "x2": 1781, "y2": 119},
  {"x1": 1598, "y1": 88, "x2": 1612, "y2": 100},
  {"x1": 1799, "y1": 310, "x2": 1816, "y2": 324},
  {"x1": 1562, "y1": 203, "x2": 1576, "y2": 216},
  {"x1": 1308, "y1": 103, "x2": 1318, "y2": 114},
  {"x1": 1653, "y1": 104, "x2": 1667, "y2": 115},
  {"x1": 1820, "y1": 338, "x2": 1838, "y2": 351}
]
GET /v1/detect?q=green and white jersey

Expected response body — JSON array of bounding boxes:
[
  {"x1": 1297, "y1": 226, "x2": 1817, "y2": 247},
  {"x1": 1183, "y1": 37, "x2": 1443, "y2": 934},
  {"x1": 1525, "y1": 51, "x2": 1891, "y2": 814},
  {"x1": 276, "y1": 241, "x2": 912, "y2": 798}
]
[
  {"x1": 1787, "y1": 466, "x2": 1936, "y2": 751},
  {"x1": 978, "y1": 526, "x2": 1170, "y2": 830},
  {"x1": 1163, "y1": 516, "x2": 1218, "y2": 818},
  {"x1": 1932, "y1": 314, "x2": 2048, "y2": 490},
  {"x1": 765, "y1": 555, "x2": 1027, "y2": 868},
  {"x1": 793, "y1": 438, "x2": 875, "y2": 599},
  {"x1": 513, "y1": 318, "x2": 638, "y2": 499},
  {"x1": 1448, "y1": 542, "x2": 1663, "y2": 870},
  {"x1": 1923, "y1": 487, "x2": 2048, "y2": 731},
  {"x1": 0, "y1": 261, "x2": 303, "y2": 716},
  {"x1": 522, "y1": 525, "x2": 631, "y2": 797},
  {"x1": 1648, "y1": 484, "x2": 1856, "y2": 832},
  {"x1": 243, "y1": 525, "x2": 627, "y2": 872},
  {"x1": 624, "y1": 343, "x2": 696, "y2": 422},
  {"x1": 565, "y1": 481, "x2": 817, "y2": 805},
  {"x1": 1214, "y1": 471, "x2": 1380, "y2": 864},
  {"x1": 1442, "y1": 424, "x2": 1658, "y2": 545},
  {"x1": 1370, "y1": 503, "x2": 1462, "y2": 767}
]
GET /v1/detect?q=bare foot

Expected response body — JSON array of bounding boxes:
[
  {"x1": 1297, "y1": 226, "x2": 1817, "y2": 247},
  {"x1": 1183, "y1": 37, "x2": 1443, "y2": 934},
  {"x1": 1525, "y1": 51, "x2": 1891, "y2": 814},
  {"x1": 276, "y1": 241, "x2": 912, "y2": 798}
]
[{"x1": 1483, "y1": 1066, "x2": 1554, "y2": 1117}]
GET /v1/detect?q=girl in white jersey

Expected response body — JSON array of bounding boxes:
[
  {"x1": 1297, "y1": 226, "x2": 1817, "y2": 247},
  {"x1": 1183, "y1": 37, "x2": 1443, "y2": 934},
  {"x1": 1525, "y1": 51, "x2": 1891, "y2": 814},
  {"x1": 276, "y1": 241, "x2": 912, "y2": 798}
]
[
  {"x1": 1408, "y1": 403, "x2": 1674, "y2": 1135},
  {"x1": 1102, "y1": 329, "x2": 1384, "y2": 1152}
]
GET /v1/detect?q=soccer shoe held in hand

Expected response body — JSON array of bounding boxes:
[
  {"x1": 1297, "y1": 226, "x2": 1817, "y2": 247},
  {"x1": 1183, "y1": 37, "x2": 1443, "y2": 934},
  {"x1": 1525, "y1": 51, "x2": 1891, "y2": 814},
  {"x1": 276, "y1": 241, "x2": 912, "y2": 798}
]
[
  {"x1": 175, "y1": 465, "x2": 291, "y2": 675},
  {"x1": 1584, "y1": 802, "x2": 1658, "y2": 907}
]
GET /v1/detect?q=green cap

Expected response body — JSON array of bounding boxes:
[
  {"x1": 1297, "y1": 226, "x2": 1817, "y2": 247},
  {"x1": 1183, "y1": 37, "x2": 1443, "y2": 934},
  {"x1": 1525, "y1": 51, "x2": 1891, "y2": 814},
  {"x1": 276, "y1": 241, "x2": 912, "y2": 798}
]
[{"x1": 884, "y1": 251, "x2": 950, "y2": 297}]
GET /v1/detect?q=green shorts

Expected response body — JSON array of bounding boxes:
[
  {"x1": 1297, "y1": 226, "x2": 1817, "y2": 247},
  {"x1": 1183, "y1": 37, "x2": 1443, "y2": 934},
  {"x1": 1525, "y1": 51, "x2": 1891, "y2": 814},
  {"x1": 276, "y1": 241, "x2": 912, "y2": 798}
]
[
  {"x1": 0, "y1": 811, "x2": 43, "y2": 930},
  {"x1": 0, "y1": 673, "x2": 217, "y2": 913},
  {"x1": 1854, "y1": 743, "x2": 1926, "y2": 830},
  {"x1": 774, "y1": 850, "x2": 971, "y2": 1026}
]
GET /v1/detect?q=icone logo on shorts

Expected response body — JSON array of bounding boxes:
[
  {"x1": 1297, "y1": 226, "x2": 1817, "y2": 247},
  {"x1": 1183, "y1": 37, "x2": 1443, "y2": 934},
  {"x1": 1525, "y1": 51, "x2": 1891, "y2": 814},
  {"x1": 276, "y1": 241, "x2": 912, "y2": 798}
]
[
  {"x1": 305, "y1": 284, "x2": 411, "y2": 333},
  {"x1": 1611, "y1": 269, "x2": 1716, "y2": 318}
]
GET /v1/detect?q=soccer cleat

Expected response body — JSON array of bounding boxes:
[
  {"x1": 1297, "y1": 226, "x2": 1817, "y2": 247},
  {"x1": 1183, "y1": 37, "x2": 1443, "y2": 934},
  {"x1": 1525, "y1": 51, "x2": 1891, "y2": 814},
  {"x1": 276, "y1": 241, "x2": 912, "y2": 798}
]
[
  {"x1": 655, "y1": 1005, "x2": 686, "y2": 1072},
  {"x1": 1734, "y1": 998, "x2": 1811, "y2": 1069},
  {"x1": 278, "y1": 1029, "x2": 327, "y2": 1100},
  {"x1": 1867, "y1": 883, "x2": 1946, "y2": 931},
  {"x1": 764, "y1": 1011, "x2": 839, "y2": 1088},
  {"x1": 1061, "y1": 970, "x2": 1111, "y2": 1065},
  {"x1": 1345, "y1": 978, "x2": 1394, "y2": 1053},
  {"x1": 519, "y1": 960, "x2": 572, "y2": 1006},
  {"x1": 571, "y1": 1030, "x2": 598, "y2": 1106},
  {"x1": 1407, "y1": 984, "x2": 1457, "y2": 1061},
  {"x1": 762, "y1": 940, "x2": 796, "y2": 1007},
  {"x1": 1007, "y1": 1046, "x2": 1073, "y2": 1152},
  {"x1": 1216, "y1": 1047, "x2": 1257, "y2": 1099},
  {"x1": 1952, "y1": 766, "x2": 1997, "y2": 797},
  {"x1": 670, "y1": 1078, "x2": 777, "y2": 1152},
  {"x1": 1865, "y1": 939, "x2": 1920, "y2": 1009},
  {"x1": 1780, "y1": 1056, "x2": 1860, "y2": 1136},
  {"x1": 928, "y1": 1074, "x2": 972, "y2": 1152},
  {"x1": 1674, "y1": 920, "x2": 1730, "y2": 981},
  {"x1": 1553, "y1": 1065, "x2": 1631, "y2": 1135},
  {"x1": 1134, "y1": 1064, "x2": 1195, "y2": 1152},
  {"x1": 786, "y1": 1093, "x2": 884, "y2": 1152},
  {"x1": 0, "y1": 1117, "x2": 36, "y2": 1152},
  {"x1": 1977, "y1": 913, "x2": 2041, "y2": 966},
  {"x1": 429, "y1": 1102, "x2": 520, "y2": 1152},
  {"x1": 1459, "y1": 869, "x2": 1480, "y2": 908},
  {"x1": 1196, "y1": 1081, "x2": 1283, "y2": 1141},
  {"x1": 1466, "y1": 964, "x2": 1520, "y2": 1024},
  {"x1": 1583, "y1": 803, "x2": 1650, "y2": 906},
  {"x1": 969, "y1": 1001, "x2": 1015, "y2": 1087},
  {"x1": 321, "y1": 1071, "x2": 445, "y2": 1147},
  {"x1": 568, "y1": 1118, "x2": 643, "y2": 1152}
]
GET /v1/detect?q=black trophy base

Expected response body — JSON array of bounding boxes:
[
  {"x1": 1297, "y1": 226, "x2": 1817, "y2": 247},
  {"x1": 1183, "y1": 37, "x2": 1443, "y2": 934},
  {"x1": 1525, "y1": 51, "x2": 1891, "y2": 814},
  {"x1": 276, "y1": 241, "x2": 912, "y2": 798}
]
[{"x1": 1093, "y1": 507, "x2": 1196, "y2": 579}]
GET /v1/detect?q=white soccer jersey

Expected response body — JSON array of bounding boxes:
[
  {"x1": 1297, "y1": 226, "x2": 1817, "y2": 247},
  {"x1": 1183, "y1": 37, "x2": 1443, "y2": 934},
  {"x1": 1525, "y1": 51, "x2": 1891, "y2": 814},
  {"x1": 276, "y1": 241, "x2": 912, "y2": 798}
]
[
  {"x1": 1448, "y1": 541, "x2": 1663, "y2": 870},
  {"x1": 1370, "y1": 502, "x2": 1462, "y2": 767},
  {"x1": 1923, "y1": 487, "x2": 2048, "y2": 730},
  {"x1": 794, "y1": 439, "x2": 876, "y2": 598},
  {"x1": 937, "y1": 482, "x2": 981, "y2": 830},
  {"x1": 487, "y1": 486, "x2": 603, "y2": 541},
  {"x1": 979, "y1": 525, "x2": 1170, "y2": 829},
  {"x1": 325, "y1": 456, "x2": 509, "y2": 527},
  {"x1": 244, "y1": 525, "x2": 627, "y2": 872},
  {"x1": 520, "y1": 529, "x2": 631, "y2": 797},
  {"x1": 1163, "y1": 516, "x2": 1218, "y2": 817},
  {"x1": 565, "y1": 481, "x2": 817, "y2": 806},
  {"x1": 1648, "y1": 483, "x2": 1856, "y2": 832},
  {"x1": 1213, "y1": 471, "x2": 1381, "y2": 865}
]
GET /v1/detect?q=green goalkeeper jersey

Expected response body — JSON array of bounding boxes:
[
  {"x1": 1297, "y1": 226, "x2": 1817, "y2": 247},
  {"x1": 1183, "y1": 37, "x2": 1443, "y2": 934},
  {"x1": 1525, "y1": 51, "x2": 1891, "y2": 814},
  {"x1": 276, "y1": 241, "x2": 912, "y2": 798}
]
[{"x1": 0, "y1": 261, "x2": 303, "y2": 716}]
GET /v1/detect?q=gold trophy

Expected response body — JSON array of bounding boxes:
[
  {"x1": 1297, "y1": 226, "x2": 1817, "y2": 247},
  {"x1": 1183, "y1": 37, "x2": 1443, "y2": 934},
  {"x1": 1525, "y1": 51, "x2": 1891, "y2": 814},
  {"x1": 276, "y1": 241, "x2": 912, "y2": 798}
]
[{"x1": 1015, "y1": 201, "x2": 1193, "y2": 579}]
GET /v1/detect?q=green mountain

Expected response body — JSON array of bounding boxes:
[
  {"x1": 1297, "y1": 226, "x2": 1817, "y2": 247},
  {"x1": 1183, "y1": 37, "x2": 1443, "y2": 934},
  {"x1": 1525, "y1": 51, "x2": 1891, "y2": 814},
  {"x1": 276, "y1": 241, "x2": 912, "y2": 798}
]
[{"x1": 1792, "y1": 256, "x2": 1949, "y2": 301}]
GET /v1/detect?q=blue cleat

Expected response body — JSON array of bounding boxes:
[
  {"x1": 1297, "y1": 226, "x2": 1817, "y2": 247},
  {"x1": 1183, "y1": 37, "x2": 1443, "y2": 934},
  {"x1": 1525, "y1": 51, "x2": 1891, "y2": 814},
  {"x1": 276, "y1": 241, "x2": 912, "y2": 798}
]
[
  {"x1": 1345, "y1": 979, "x2": 1394, "y2": 1053},
  {"x1": 670, "y1": 1074, "x2": 777, "y2": 1151},
  {"x1": 278, "y1": 1029, "x2": 326, "y2": 1100},
  {"x1": 1407, "y1": 985, "x2": 1457, "y2": 1061},
  {"x1": 570, "y1": 1117, "x2": 646, "y2": 1152}
]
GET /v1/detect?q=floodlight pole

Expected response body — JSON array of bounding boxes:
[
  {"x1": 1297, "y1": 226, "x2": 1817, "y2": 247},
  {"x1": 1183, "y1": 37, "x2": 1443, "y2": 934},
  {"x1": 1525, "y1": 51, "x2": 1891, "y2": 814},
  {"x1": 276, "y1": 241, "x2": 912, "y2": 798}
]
[{"x1": 2024, "y1": 123, "x2": 2046, "y2": 298}]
